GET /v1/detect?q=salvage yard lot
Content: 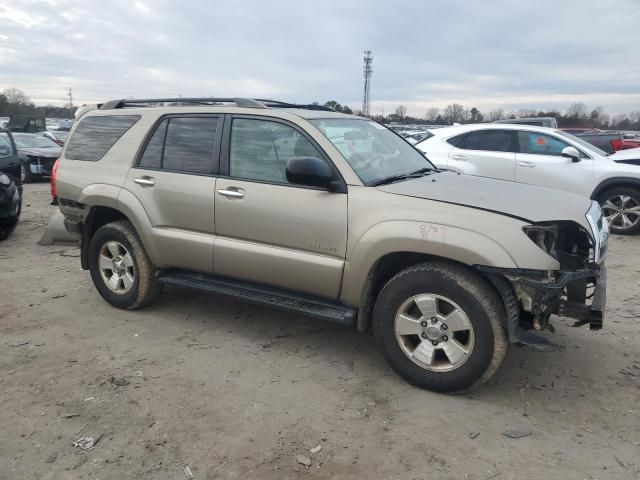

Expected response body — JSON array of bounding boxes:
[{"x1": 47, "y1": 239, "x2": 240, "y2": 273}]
[{"x1": 1, "y1": 184, "x2": 639, "y2": 480}]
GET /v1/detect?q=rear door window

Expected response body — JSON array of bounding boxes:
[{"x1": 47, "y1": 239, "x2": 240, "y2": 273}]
[
  {"x1": 138, "y1": 116, "x2": 219, "y2": 175},
  {"x1": 65, "y1": 115, "x2": 140, "y2": 161},
  {"x1": 138, "y1": 119, "x2": 167, "y2": 169},
  {"x1": 459, "y1": 130, "x2": 513, "y2": 152}
]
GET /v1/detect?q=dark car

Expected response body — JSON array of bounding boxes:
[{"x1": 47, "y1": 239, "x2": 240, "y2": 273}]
[
  {"x1": 13, "y1": 132, "x2": 62, "y2": 183},
  {"x1": 0, "y1": 130, "x2": 22, "y2": 240},
  {"x1": 0, "y1": 129, "x2": 21, "y2": 181}
]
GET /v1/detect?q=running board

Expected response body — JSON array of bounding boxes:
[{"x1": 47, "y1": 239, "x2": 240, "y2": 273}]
[{"x1": 157, "y1": 270, "x2": 357, "y2": 327}]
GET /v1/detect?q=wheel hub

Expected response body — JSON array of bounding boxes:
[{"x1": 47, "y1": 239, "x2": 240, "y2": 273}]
[
  {"x1": 112, "y1": 257, "x2": 126, "y2": 274},
  {"x1": 425, "y1": 325, "x2": 443, "y2": 341}
]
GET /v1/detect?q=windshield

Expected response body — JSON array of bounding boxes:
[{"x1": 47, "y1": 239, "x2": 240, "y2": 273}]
[
  {"x1": 309, "y1": 118, "x2": 435, "y2": 185},
  {"x1": 554, "y1": 130, "x2": 608, "y2": 157},
  {"x1": 13, "y1": 133, "x2": 59, "y2": 149}
]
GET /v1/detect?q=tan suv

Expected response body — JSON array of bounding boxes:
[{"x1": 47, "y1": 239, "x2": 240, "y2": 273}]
[{"x1": 55, "y1": 98, "x2": 608, "y2": 392}]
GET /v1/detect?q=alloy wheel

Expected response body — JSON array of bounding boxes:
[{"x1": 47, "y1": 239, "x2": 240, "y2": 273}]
[
  {"x1": 394, "y1": 293, "x2": 475, "y2": 372},
  {"x1": 602, "y1": 194, "x2": 640, "y2": 231},
  {"x1": 98, "y1": 241, "x2": 135, "y2": 294}
]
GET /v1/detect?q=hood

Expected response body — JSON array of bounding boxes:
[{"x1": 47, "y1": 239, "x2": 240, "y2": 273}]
[
  {"x1": 609, "y1": 147, "x2": 640, "y2": 163},
  {"x1": 19, "y1": 146, "x2": 61, "y2": 158},
  {"x1": 378, "y1": 171, "x2": 593, "y2": 226}
]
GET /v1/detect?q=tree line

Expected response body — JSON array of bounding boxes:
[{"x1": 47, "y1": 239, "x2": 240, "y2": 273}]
[
  {"x1": 372, "y1": 102, "x2": 640, "y2": 130},
  {"x1": 2, "y1": 87, "x2": 638, "y2": 131},
  {"x1": 0, "y1": 88, "x2": 75, "y2": 119}
]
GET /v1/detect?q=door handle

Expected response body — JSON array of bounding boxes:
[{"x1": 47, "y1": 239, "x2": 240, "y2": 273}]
[
  {"x1": 134, "y1": 176, "x2": 155, "y2": 187},
  {"x1": 516, "y1": 161, "x2": 536, "y2": 168},
  {"x1": 218, "y1": 188, "x2": 245, "y2": 199},
  {"x1": 451, "y1": 154, "x2": 467, "y2": 161}
]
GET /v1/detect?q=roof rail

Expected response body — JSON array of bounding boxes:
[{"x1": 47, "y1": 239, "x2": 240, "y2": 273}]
[
  {"x1": 256, "y1": 99, "x2": 336, "y2": 112},
  {"x1": 99, "y1": 97, "x2": 269, "y2": 110},
  {"x1": 98, "y1": 97, "x2": 337, "y2": 112}
]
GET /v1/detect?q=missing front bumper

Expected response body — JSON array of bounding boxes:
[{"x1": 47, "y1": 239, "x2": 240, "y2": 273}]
[
  {"x1": 479, "y1": 265, "x2": 606, "y2": 347},
  {"x1": 560, "y1": 266, "x2": 606, "y2": 330},
  {"x1": 511, "y1": 266, "x2": 606, "y2": 331}
]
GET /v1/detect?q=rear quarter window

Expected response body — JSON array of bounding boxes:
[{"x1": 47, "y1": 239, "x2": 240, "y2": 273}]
[{"x1": 65, "y1": 115, "x2": 140, "y2": 161}]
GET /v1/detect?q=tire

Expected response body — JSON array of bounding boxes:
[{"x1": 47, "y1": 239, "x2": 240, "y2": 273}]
[
  {"x1": 373, "y1": 261, "x2": 507, "y2": 393},
  {"x1": 20, "y1": 164, "x2": 33, "y2": 184},
  {"x1": 597, "y1": 186, "x2": 640, "y2": 235},
  {"x1": 88, "y1": 220, "x2": 161, "y2": 309},
  {"x1": 0, "y1": 182, "x2": 21, "y2": 241}
]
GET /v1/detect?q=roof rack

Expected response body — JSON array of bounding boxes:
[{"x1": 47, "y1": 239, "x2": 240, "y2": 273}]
[
  {"x1": 99, "y1": 97, "x2": 336, "y2": 112},
  {"x1": 255, "y1": 99, "x2": 336, "y2": 112}
]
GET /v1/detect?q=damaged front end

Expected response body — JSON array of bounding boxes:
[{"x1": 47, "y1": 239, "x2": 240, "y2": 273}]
[{"x1": 480, "y1": 202, "x2": 608, "y2": 349}]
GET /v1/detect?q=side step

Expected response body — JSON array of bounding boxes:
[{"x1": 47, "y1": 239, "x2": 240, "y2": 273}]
[{"x1": 157, "y1": 270, "x2": 357, "y2": 327}]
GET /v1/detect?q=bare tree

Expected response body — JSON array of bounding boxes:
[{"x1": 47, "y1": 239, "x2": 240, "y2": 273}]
[
  {"x1": 611, "y1": 113, "x2": 629, "y2": 126},
  {"x1": 425, "y1": 107, "x2": 439, "y2": 122},
  {"x1": 566, "y1": 102, "x2": 588, "y2": 120},
  {"x1": 3, "y1": 87, "x2": 31, "y2": 105},
  {"x1": 517, "y1": 108, "x2": 537, "y2": 118},
  {"x1": 488, "y1": 109, "x2": 505, "y2": 122},
  {"x1": 443, "y1": 104, "x2": 467, "y2": 124},
  {"x1": 395, "y1": 105, "x2": 407, "y2": 119}
]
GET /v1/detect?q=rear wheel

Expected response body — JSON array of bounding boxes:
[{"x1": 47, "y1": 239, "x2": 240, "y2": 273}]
[
  {"x1": 598, "y1": 186, "x2": 640, "y2": 235},
  {"x1": 373, "y1": 262, "x2": 507, "y2": 393},
  {"x1": 88, "y1": 220, "x2": 161, "y2": 309}
]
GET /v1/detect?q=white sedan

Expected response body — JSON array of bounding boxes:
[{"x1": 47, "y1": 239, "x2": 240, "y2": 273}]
[{"x1": 416, "y1": 123, "x2": 640, "y2": 234}]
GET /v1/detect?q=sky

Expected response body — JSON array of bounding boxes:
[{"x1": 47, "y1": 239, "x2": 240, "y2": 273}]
[{"x1": 1, "y1": 0, "x2": 639, "y2": 117}]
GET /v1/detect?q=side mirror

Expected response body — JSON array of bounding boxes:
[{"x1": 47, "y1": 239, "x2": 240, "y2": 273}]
[
  {"x1": 286, "y1": 156, "x2": 334, "y2": 189},
  {"x1": 562, "y1": 146, "x2": 581, "y2": 163}
]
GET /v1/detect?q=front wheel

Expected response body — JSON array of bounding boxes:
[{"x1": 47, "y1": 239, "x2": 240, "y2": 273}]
[
  {"x1": 373, "y1": 262, "x2": 507, "y2": 393},
  {"x1": 597, "y1": 186, "x2": 640, "y2": 235},
  {"x1": 88, "y1": 220, "x2": 161, "y2": 309},
  {"x1": 20, "y1": 164, "x2": 33, "y2": 184}
]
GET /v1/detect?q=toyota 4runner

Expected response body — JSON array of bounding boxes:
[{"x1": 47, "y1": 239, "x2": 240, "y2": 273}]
[{"x1": 55, "y1": 98, "x2": 608, "y2": 393}]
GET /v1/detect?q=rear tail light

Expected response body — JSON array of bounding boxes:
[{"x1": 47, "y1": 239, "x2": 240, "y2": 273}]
[
  {"x1": 610, "y1": 139, "x2": 623, "y2": 152},
  {"x1": 51, "y1": 158, "x2": 60, "y2": 199}
]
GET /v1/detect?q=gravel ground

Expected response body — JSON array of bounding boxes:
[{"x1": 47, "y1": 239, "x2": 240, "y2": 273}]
[{"x1": 1, "y1": 183, "x2": 639, "y2": 480}]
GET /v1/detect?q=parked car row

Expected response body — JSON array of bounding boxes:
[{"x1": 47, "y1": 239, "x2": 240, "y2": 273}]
[{"x1": 12, "y1": 132, "x2": 62, "y2": 182}]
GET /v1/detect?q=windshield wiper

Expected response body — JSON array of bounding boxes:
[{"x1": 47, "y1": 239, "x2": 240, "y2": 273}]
[{"x1": 369, "y1": 167, "x2": 433, "y2": 186}]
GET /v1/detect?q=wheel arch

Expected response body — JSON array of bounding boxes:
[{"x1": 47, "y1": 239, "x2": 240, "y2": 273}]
[
  {"x1": 81, "y1": 190, "x2": 159, "y2": 270},
  {"x1": 354, "y1": 251, "x2": 508, "y2": 332},
  {"x1": 590, "y1": 177, "x2": 640, "y2": 200},
  {"x1": 81, "y1": 206, "x2": 131, "y2": 269}
]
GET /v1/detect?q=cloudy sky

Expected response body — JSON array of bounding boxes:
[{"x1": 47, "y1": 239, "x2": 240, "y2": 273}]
[{"x1": 1, "y1": 0, "x2": 639, "y2": 116}]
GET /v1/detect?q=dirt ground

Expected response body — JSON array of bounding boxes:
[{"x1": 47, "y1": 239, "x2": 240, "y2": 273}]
[{"x1": 1, "y1": 183, "x2": 639, "y2": 480}]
